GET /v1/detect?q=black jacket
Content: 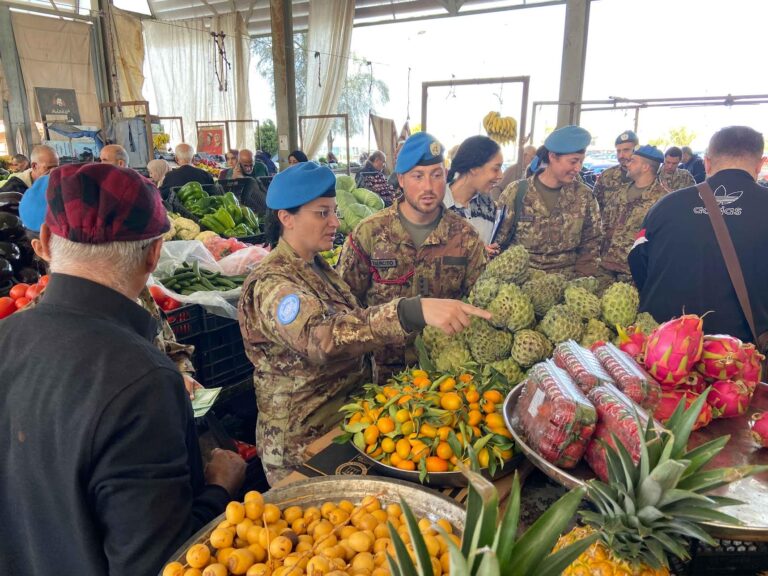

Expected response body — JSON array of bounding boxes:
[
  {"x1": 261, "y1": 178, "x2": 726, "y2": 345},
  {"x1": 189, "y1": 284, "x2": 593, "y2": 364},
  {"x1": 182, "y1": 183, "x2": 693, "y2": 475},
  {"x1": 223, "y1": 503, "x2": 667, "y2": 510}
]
[
  {"x1": 680, "y1": 155, "x2": 706, "y2": 183},
  {"x1": 629, "y1": 169, "x2": 768, "y2": 342},
  {"x1": 160, "y1": 164, "x2": 214, "y2": 199},
  {"x1": 0, "y1": 274, "x2": 229, "y2": 576}
]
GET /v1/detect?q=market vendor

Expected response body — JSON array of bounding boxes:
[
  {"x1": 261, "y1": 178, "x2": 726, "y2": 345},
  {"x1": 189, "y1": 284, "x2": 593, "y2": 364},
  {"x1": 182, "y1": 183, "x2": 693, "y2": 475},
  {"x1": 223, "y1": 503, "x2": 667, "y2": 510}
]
[
  {"x1": 494, "y1": 125, "x2": 603, "y2": 279},
  {"x1": 337, "y1": 132, "x2": 487, "y2": 381},
  {"x1": 238, "y1": 161, "x2": 490, "y2": 484},
  {"x1": 18, "y1": 172, "x2": 201, "y2": 398},
  {"x1": 0, "y1": 163, "x2": 245, "y2": 576}
]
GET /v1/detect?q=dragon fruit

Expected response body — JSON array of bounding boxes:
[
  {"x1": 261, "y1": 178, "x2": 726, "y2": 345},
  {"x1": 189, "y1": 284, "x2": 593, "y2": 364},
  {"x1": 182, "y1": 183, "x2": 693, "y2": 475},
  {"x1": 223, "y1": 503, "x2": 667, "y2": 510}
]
[
  {"x1": 678, "y1": 372, "x2": 707, "y2": 394},
  {"x1": 749, "y1": 412, "x2": 768, "y2": 448},
  {"x1": 655, "y1": 389, "x2": 713, "y2": 430},
  {"x1": 706, "y1": 379, "x2": 752, "y2": 419},
  {"x1": 644, "y1": 314, "x2": 705, "y2": 386},
  {"x1": 695, "y1": 334, "x2": 744, "y2": 381},
  {"x1": 739, "y1": 343, "x2": 765, "y2": 387},
  {"x1": 616, "y1": 325, "x2": 647, "y2": 362}
]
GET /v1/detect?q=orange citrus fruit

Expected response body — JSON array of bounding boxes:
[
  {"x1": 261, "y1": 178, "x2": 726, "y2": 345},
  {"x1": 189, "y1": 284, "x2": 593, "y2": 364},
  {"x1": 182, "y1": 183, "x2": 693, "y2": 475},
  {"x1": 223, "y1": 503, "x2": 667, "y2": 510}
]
[
  {"x1": 440, "y1": 392, "x2": 463, "y2": 411},
  {"x1": 459, "y1": 373, "x2": 473, "y2": 383},
  {"x1": 467, "y1": 409, "x2": 483, "y2": 427},
  {"x1": 482, "y1": 401, "x2": 496, "y2": 414},
  {"x1": 438, "y1": 377, "x2": 456, "y2": 392},
  {"x1": 435, "y1": 441, "x2": 453, "y2": 460},
  {"x1": 363, "y1": 425, "x2": 380, "y2": 445},
  {"x1": 395, "y1": 438, "x2": 411, "y2": 459},
  {"x1": 425, "y1": 456, "x2": 450, "y2": 472},
  {"x1": 419, "y1": 423, "x2": 438, "y2": 438},
  {"x1": 395, "y1": 459, "x2": 416, "y2": 471},
  {"x1": 464, "y1": 388, "x2": 480, "y2": 403},
  {"x1": 485, "y1": 412, "x2": 504, "y2": 429},
  {"x1": 377, "y1": 417, "x2": 395, "y2": 434},
  {"x1": 437, "y1": 426, "x2": 452, "y2": 441}
]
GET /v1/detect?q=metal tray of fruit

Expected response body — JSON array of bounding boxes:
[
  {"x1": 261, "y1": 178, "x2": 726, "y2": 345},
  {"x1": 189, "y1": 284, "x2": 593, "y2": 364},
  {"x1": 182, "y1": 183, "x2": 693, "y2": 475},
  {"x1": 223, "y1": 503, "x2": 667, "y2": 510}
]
[
  {"x1": 503, "y1": 382, "x2": 768, "y2": 541},
  {"x1": 162, "y1": 475, "x2": 466, "y2": 571},
  {"x1": 350, "y1": 442, "x2": 523, "y2": 487}
]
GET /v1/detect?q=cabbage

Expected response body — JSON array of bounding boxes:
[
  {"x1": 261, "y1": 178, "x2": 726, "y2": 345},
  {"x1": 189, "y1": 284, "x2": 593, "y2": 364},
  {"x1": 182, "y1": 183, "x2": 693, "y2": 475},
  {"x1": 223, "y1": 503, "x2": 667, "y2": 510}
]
[
  {"x1": 335, "y1": 174, "x2": 356, "y2": 193},
  {"x1": 336, "y1": 188, "x2": 355, "y2": 208},
  {"x1": 352, "y1": 187, "x2": 385, "y2": 211},
  {"x1": 339, "y1": 203, "x2": 374, "y2": 233}
]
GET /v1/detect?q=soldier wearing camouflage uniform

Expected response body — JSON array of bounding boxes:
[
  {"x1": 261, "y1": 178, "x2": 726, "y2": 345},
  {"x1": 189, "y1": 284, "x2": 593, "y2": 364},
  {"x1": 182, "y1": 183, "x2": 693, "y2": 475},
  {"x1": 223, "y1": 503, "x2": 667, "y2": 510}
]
[
  {"x1": 239, "y1": 162, "x2": 489, "y2": 484},
  {"x1": 658, "y1": 146, "x2": 696, "y2": 192},
  {"x1": 494, "y1": 125, "x2": 603, "y2": 279},
  {"x1": 599, "y1": 145, "x2": 669, "y2": 284},
  {"x1": 338, "y1": 132, "x2": 486, "y2": 380},
  {"x1": 593, "y1": 130, "x2": 639, "y2": 211}
]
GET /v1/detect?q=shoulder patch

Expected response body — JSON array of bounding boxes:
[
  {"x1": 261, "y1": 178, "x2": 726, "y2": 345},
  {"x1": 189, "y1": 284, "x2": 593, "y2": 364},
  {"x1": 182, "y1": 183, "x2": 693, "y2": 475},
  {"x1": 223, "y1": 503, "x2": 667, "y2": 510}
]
[{"x1": 277, "y1": 294, "x2": 301, "y2": 325}]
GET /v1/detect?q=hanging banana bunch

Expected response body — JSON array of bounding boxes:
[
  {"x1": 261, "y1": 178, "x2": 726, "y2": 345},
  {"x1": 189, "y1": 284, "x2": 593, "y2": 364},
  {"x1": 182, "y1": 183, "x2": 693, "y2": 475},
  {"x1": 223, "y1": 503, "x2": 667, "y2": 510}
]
[{"x1": 482, "y1": 111, "x2": 518, "y2": 145}]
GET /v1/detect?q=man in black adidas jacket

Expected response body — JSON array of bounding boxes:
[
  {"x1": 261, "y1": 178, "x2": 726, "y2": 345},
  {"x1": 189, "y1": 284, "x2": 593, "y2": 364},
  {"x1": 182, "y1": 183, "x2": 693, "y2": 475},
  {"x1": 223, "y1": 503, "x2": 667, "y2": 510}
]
[{"x1": 629, "y1": 126, "x2": 768, "y2": 343}]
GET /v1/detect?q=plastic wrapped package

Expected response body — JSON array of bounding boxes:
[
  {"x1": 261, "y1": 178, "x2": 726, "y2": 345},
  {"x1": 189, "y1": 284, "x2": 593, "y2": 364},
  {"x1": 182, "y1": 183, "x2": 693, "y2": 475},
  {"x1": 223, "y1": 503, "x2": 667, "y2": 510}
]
[
  {"x1": 511, "y1": 360, "x2": 597, "y2": 469},
  {"x1": 553, "y1": 340, "x2": 614, "y2": 393},
  {"x1": 593, "y1": 342, "x2": 661, "y2": 412},
  {"x1": 584, "y1": 383, "x2": 654, "y2": 481}
]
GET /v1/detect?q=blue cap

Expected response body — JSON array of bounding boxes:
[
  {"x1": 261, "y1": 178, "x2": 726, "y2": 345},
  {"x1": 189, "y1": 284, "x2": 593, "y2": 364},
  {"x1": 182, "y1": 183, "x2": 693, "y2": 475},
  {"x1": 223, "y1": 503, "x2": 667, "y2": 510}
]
[
  {"x1": 544, "y1": 125, "x2": 591, "y2": 154},
  {"x1": 615, "y1": 130, "x2": 638, "y2": 145},
  {"x1": 267, "y1": 162, "x2": 336, "y2": 210},
  {"x1": 395, "y1": 132, "x2": 445, "y2": 174},
  {"x1": 19, "y1": 174, "x2": 50, "y2": 232},
  {"x1": 633, "y1": 144, "x2": 664, "y2": 164}
]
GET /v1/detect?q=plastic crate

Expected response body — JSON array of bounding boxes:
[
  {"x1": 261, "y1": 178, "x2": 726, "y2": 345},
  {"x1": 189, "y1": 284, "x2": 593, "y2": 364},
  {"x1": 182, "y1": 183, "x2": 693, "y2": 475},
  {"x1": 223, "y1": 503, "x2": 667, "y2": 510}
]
[
  {"x1": 166, "y1": 304, "x2": 204, "y2": 340},
  {"x1": 191, "y1": 310, "x2": 253, "y2": 388},
  {"x1": 686, "y1": 539, "x2": 768, "y2": 575}
]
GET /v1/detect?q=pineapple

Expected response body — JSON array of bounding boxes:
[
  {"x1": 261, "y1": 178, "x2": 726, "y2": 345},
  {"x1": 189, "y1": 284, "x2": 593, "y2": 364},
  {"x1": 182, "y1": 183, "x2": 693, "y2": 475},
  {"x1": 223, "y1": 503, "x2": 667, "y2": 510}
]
[
  {"x1": 388, "y1": 467, "x2": 598, "y2": 576},
  {"x1": 554, "y1": 390, "x2": 768, "y2": 575}
]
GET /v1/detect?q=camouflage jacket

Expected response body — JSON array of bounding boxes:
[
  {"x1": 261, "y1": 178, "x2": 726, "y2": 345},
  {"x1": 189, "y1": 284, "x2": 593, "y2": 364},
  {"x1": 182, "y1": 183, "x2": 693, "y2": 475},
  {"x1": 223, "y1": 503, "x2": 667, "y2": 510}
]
[
  {"x1": 23, "y1": 285, "x2": 195, "y2": 376},
  {"x1": 238, "y1": 239, "x2": 408, "y2": 483},
  {"x1": 658, "y1": 168, "x2": 695, "y2": 193},
  {"x1": 494, "y1": 175, "x2": 603, "y2": 278},
  {"x1": 338, "y1": 200, "x2": 486, "y2": 375},
  {"x1": 593, "y1": 164, "x2": 632, "y2": 211},
  {"x1": 600, "y1": 178, "x2": 670, "y2": 274}
]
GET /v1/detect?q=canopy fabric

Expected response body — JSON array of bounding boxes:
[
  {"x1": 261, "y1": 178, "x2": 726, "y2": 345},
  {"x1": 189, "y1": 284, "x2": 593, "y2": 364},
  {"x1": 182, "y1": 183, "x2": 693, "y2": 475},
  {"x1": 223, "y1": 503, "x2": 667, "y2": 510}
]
[{"x1": 111, "y1": 7, "x2": 146, "y2": 107}]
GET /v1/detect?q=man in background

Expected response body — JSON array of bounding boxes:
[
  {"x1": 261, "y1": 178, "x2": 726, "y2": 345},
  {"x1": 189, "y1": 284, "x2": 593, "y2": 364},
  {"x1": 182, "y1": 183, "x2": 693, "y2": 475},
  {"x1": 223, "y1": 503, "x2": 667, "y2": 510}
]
[
  {"x1": 99, "y1": 144, "x2": 130, "y2": 167},
  {"x1": 160, "y1": 143, "x2": 214, "y2": 199},
  {"x1": 1, "y1": 145, "x2": 59, "y2": 192},
  {"x1": 680, "y1": 145, "x2": 706, "y2": 183},
  {"x1": 232, "y1": 149, "x2": 268, "y2": 179},
  {"x1": 593, "y1": 129, "x2": 638, "y2": 211},
  {"x1": 658, "y1": 146, "x2": 695, "y2": 191}
]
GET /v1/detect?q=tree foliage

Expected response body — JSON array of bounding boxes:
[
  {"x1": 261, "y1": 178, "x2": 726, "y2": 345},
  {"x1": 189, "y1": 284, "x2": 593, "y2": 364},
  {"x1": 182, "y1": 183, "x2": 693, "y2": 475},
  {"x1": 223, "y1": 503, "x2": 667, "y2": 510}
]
[
  {"x1": 668, "y1": 126, "x2": 696, "y2": 147},
  {"x1": 251, "y1": 33, "x2": 308, "y2": 114},
  {"x1": 258, "y1": 119, "x2": 278, "y2": 156}
]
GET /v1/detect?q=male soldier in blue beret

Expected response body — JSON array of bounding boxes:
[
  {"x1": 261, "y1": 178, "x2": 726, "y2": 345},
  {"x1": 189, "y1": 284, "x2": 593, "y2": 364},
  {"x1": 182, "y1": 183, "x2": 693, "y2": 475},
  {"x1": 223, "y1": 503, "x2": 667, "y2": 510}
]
[
  {"x1": 593, "y1": 129, "x2": 639, "y2": 211},
  {"x1": 338, "y1": 132, "x2": 487, "y2": 381},
  {"x1": 599, "y1": 145, "x2": 670, "y2": 285}
]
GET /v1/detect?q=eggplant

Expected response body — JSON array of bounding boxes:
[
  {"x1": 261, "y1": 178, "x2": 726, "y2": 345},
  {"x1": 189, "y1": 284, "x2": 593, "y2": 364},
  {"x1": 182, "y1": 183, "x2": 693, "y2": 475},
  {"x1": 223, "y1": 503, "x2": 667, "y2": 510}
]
[
  {"x1": 0, "y1": 241, "x2": 21, "y2": 265},
  {"x1": 0, "y1": 257, "x2": 13, "y2": 283},
  {"x1": 13, "y1": 237, "x2": 34, "y2": 266},
  {"x1": 14, "y1": 266, "x2": 40, "y2": 284},
  {"x1": 0, "y1": 279, "x2": 12, "y2": 298},
  {"x1": 0, "y1": 191, "x2": 22, "y2": 214},
  {"x1": 0, "y1": 212, "x2": 23, "y2": 241}
]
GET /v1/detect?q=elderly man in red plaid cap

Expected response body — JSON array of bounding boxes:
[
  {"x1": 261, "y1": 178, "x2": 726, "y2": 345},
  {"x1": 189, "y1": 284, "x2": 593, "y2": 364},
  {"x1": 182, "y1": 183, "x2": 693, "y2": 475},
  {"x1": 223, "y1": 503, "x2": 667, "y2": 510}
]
[{"x1": 0, "y1": 164, "x2": 245, "y2": 576}]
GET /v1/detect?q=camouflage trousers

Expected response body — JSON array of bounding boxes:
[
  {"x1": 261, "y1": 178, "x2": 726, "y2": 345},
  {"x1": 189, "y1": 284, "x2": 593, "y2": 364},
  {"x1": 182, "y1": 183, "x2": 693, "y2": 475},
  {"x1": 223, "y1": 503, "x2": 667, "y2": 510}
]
[{"x1": 596, "y1": 267, "x2": 635, "y2": 292}]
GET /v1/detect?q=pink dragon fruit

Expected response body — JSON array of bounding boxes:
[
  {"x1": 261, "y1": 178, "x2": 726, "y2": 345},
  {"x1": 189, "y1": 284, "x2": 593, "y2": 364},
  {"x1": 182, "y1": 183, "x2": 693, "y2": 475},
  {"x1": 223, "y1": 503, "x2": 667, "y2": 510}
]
[
  {"x1": 655, "y1": 389, "x2": 712, "y2": 430},
  {"x1": 749, "y1": 412, "x2": 768, "y2": 448},
  {"x1": 739, "y1": 343, "x2": 765, "y2": 388},
  {"x1": 706, "y1": 379, "x2": 753, "y2": 418},
  {"x1": 616, "y1": 325, "x2": 647, "y2": 362},
  {"x1": 695, "y1": 334, "x2": 744, "y2": 381},
  {"x1": 678, "y1": 372, "x2": 707, "y2": 394},
  {"x1": 644, "y1": 314, "x2": 705, "y2": 386}
]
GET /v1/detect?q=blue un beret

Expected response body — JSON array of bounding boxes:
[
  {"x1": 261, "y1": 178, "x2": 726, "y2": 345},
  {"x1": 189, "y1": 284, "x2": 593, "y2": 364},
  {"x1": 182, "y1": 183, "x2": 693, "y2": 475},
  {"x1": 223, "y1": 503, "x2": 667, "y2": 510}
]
[
  {"x1": 615, "y1": 130, "x2": 638, "y2": 145},
  {"x1": 395, "y1": 132, "x2": 445, "y2": 174},
  {"x1": 19, "y1": 174, "x2": 50, "y2": 233},
  {"x1": 633, "y1": 144, "x2": 664, "y2": 164},
  {"x1": 267, "y1": 162, "x2": 336, "y2": 210},
  {"x1": 544, "y1": 125, "x2": 591, "y2": 154}
]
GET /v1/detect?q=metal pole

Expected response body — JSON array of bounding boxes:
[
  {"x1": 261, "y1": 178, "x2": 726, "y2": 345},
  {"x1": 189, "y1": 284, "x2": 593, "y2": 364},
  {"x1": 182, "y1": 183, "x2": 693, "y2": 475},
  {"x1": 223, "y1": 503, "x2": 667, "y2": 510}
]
[
  {"x1": 0, "y1": 5, "x2": 33, "y2": 152},
  {"x1": 556, "y1": 0, "x2": 590, "y2": 127},
  {"x1": 270, "y1": 0, "x2": 298, "y2": 170}
]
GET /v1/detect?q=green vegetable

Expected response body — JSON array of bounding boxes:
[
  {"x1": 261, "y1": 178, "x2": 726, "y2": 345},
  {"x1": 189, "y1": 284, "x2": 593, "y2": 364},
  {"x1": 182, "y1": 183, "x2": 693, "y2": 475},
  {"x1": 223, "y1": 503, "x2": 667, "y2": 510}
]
[
  {"x1": 177, "y1": 181, "x2": 206, "y2": 204},
  {"x1": 335, "y1": 174, "x2": 356, "y2": 193},
  {"x1": 172, "y1": 217, "x2": 201, "y2": 240},
  {"x1": 213, "y1": 207, "x2": 237, "y2": 230},
  {"x1": 241, "y1": 207, "x2": 260, "y2": 230},
  {"x1": 338, "y1": 203, "x2": 374, "y2": 234},
  {"x1": 352, "y1": 187, "x2": 385, "y2": 210},
  {"x1": 200, "y1": 215, "x2": 227, "y2": 235}
]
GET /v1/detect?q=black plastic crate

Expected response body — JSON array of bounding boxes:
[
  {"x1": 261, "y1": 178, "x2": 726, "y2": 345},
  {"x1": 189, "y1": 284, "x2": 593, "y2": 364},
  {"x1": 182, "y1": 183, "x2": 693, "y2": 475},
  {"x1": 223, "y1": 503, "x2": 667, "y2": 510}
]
[
  {"x1": 166, "y1": 304, "x2": 204, "y2": 340},
  {"x1": 686, "y1": 539, "x2": 768, "y2": 575},
  {"x1": 190, "y1": 311, "x2": 253, "y2": 388}
]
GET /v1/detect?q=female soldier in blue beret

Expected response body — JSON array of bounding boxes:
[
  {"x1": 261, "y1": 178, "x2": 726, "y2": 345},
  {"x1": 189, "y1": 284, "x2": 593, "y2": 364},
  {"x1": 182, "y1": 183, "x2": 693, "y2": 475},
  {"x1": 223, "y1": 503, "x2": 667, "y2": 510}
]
[
  {"x1": 237, "y1": 162, "x2": 490, "y2": 484},
  {"x1": 494, "y1": 125, "x2": 603, "y2": 278}
]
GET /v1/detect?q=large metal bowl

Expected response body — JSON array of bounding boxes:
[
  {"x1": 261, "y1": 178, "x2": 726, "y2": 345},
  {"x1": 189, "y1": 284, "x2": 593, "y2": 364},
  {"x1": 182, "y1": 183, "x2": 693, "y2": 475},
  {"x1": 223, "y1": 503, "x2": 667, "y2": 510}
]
[
  {"x1": 161, "y1": 475, "x2": 467, "y2": 571},
  {"x1": 350, "y1": 441, "x2": 522, "y2": 487},
  {"x1": 503, "y1": 382, "x2": 768, "y2": 541}
]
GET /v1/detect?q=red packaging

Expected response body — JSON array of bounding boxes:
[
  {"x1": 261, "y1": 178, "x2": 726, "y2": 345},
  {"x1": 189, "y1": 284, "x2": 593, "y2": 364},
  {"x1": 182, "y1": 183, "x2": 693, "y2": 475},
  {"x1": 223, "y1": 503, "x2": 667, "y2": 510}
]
[
  {"x1": 584, "y1": 383, "x2": 652, "y2": 481},
  {"x1": 594, "y1": 342, "x2": 661, "y2": 412},
  {"x1": 554, "y1": 340, "x2": 614, "y2": 393},
  {"x1": 511, "y1": 360, "x2": 597, "y2": 469}
]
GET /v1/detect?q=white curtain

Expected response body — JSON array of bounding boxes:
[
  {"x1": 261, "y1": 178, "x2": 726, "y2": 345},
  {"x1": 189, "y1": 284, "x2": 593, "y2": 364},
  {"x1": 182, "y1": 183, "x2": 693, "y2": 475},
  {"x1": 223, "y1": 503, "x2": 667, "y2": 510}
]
[
  {"x1": 143, "y1": 13, "x2": 252, "y2": 150},
  {"x1": 302, "y1": 0, "x2": 354, "y2": 160}
]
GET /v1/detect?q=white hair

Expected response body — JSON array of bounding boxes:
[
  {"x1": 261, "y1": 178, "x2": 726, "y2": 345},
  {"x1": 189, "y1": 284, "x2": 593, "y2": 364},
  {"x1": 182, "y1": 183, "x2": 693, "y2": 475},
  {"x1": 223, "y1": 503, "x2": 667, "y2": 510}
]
[
  {"x1": 175, "y1": 143, "x2": 194, "y2": 163},
  {"x1": 30, "y1": 144, "x2": 58, "y2": 164},
  {"x1": 147, "y1": 159, "x2": 170, "y2": 183},
  {"x1": 49, "y1": 234, "x2": 161, "y2": 286}
]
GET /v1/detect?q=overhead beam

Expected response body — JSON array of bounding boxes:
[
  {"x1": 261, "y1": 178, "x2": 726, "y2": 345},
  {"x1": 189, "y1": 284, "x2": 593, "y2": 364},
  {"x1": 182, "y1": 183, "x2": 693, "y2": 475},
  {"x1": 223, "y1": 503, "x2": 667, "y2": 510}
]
[{"x1": 556, "y1": 0, "x2": 590, "y2": 127}]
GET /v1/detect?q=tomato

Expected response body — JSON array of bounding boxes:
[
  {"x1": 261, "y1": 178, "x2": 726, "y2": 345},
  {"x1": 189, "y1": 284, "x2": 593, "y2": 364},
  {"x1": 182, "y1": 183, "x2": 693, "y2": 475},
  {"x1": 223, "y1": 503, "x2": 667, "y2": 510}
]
[
  {"x1": 0, "y1": 296, "x2": 15, "y2": 319},
  {"x1": 9, "y1": 283, "x2": 29, "y2": 301},
  {"x1": 162, "y1": 298, "x2": 181, "y2": 312},
  {"x1": 25, "y1": 284, "x2": 44, "y2": 301},
  {"x1": 148, "y1": 285, "x2": 168, "y2": 307},
  {"x1": 38, "y1": 275, "x2": 50, "y2": 287},
  {"x1": 15, "y1": 297, "x2": 30, "y2": 309}
]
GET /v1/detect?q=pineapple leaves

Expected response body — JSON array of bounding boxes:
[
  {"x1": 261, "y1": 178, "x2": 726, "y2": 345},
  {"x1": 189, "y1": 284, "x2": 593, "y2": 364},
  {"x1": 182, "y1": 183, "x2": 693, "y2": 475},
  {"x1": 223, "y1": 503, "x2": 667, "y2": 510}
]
[
  {"x1": 535, "y1": 531, "x2": 599, "y2": 576},
  {"x1": 460, "y1": 466, "x2": 498, "y2": 560},
  {"x1": 399, "y1": 498, "x2": 435, "y2": 576},
  {"x1": 493, "y1": 472, "x2": 521, "y2": 568},
  {"x1": 638, "y1": 460, "x2": 687, "y2": 509},
  {"x1": 668, "y1": 387, "x2": 710, "y2": 458},
  {"x1": 506, "y1": 485, "x2": 588, "y2": 576},
  {"x1": 414, "y1": 335, "x2": 436, "y2": 373},
  {"x1": 387, "y1": 518, "x2": 419, "y2": 576},
  {"x1": 679, "y1": 435, "x2": 729, "y2": 479}
]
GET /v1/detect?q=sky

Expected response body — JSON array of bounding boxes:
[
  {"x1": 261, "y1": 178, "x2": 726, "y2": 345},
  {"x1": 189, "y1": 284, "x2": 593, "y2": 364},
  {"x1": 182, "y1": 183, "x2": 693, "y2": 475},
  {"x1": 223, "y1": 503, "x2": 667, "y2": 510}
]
[{"x1": 247, "y1": 0, "x2": 768, "y2": 158}]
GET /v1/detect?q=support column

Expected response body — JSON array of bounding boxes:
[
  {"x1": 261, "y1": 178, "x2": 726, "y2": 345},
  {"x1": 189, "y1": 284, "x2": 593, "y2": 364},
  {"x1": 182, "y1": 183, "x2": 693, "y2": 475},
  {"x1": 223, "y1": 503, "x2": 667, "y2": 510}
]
[
  {"x1": 556, "y1": 0, "x2": 590, "y2": 128},
  {"x1": 0, "y1": 5, "x2": 33, "y2": 155},
  {"x1": 270, "y1": 0, "x2": 298, "y2": 170}
]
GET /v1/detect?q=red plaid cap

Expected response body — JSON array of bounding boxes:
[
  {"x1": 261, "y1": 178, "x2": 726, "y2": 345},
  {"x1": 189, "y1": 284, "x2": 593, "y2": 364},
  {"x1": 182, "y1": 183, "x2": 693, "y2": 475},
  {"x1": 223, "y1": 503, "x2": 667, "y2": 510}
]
[{"x1": 45, "y1": 163, "x2": 170, "y2": 243}]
